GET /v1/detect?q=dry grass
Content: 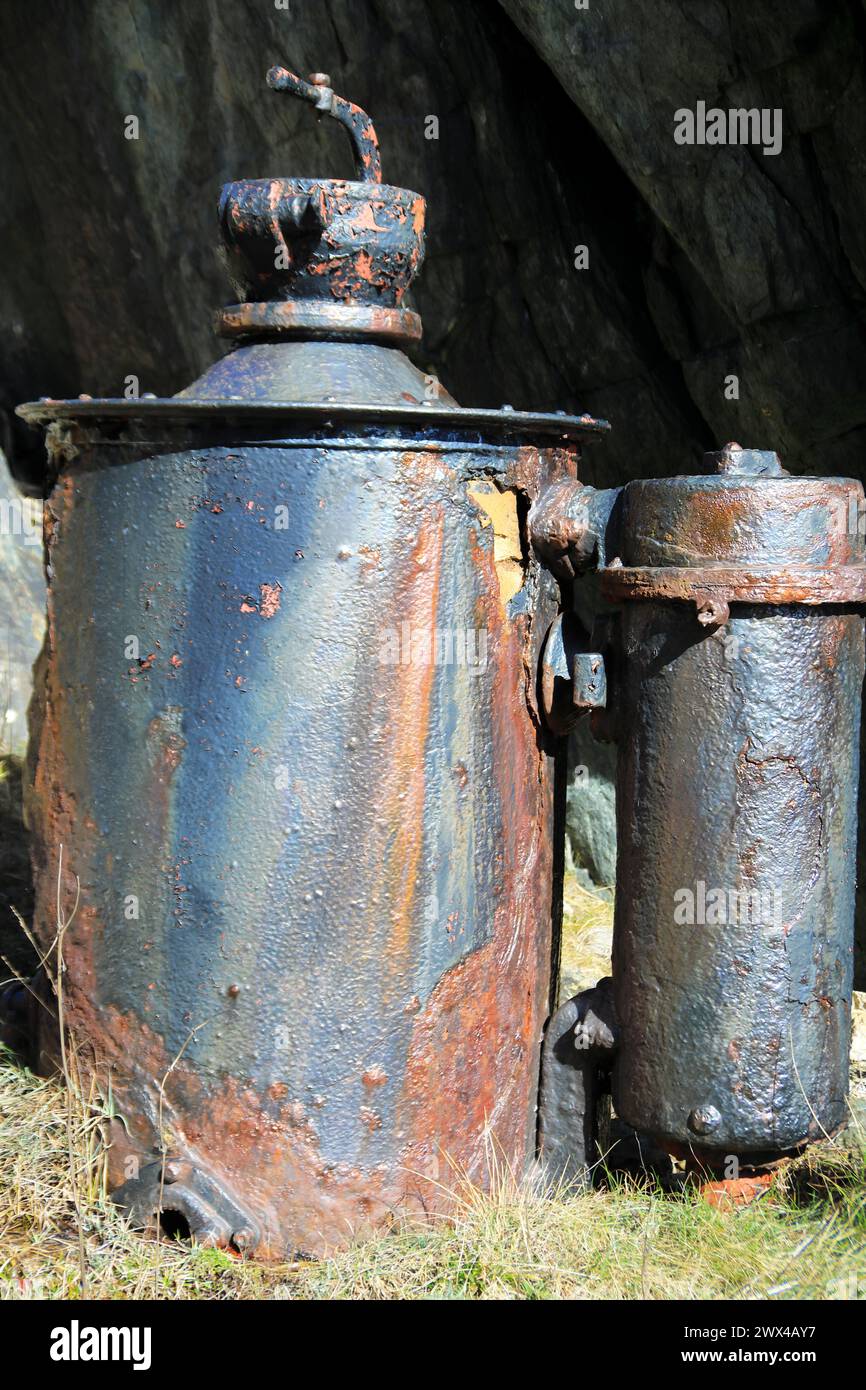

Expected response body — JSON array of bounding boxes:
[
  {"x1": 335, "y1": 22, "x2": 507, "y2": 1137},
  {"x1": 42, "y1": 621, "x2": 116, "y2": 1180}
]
[
  {"x1": 559, "y1": 875, "x2": 614, "y2": 1003},
  {"x1": 1, "y1": 1046, "x2": 865, "y2": 1301}
]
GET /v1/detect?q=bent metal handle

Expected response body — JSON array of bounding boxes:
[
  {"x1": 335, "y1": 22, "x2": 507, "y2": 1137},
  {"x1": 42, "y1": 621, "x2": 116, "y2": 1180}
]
[{"x1": 267, "y1": 66, "x2": 383, "y2": 183}]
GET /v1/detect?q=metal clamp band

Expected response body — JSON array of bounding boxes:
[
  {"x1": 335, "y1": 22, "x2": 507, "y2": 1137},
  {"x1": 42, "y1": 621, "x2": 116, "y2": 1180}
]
[{"x1": 600, "y1": 564, "x2": 866, "y2": 608}]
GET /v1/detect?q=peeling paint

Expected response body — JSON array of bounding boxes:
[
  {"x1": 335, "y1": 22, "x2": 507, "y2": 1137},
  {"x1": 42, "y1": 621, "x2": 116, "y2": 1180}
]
[{"x1": 467, "y1": 481, "x2": 525, "y2": 609}]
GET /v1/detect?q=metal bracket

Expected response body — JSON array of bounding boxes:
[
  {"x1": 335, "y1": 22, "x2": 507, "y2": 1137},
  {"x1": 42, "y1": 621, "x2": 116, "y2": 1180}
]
[
  {"x1": 540, "y1": 610, "x2": 606, "y2": 735},
  {"x1": 537, "y1": 976, "x2": 618, "y2": 1188},
  {"x1": 112, "y1": 1158, "x2": 262, "y2": 1252},
  {"x1": 600, "y1": 563, "x2": 866, "y2": 610}
]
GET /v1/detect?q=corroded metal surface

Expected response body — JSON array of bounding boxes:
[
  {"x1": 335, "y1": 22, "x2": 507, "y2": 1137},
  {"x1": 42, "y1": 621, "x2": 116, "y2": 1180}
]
[
  {"x1": 21, "y1": 398, "x2": 603, "y2": 438},
  {"x1": 266, "y1": 68, "x2": 383, "y2": 183},
  {"x1": 611, "y1": 599, "x2": 863, "y2": 1153},
  {"x1": 537, "y1": 976, "x2": 617, "y2": 1186},
  {"x1": 18, "y1": 67, "x2": 607, "y2": 1255},
  {"x1": 539, "y1": 611, "x2": 606, "y2": 735},
  {"x1": 533, "y1": 444, "x2": 866, "y2": 1172},
  {"x1": 618, "y1": 449, "x2": 864, "y2": 571},
  {"x1": 218, "y1": 69, "x2": 424, "y2": 344},
  {"x1": 27, "y1": 421, "x2": 578, "y2": 1253},
  {"x1": 606, "y1": 447, "x2": 866, "y2": 1155},
  {"x1": 528, "y1": 477, "x2": 619, "y2": 579},
  {"x1": 600, "y1": 563, "x2": 866, "y2": 607},
  {"x1": 216, "y1": 301, "x2": 423, "y2": 344}
]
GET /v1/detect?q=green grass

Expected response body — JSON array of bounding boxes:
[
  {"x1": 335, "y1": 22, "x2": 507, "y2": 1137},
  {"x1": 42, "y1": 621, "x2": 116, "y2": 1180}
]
[{"x1": 1, "y1": 1047, "x2": 865, "y2": 1301}]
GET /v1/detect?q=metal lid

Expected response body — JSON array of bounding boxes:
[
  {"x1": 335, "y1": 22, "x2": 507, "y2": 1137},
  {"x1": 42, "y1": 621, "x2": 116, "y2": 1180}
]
[
  {"x1": 619, "y1": 444, "x2": 865, "y2": 570},
  {"x1": 216, "y1": 68, "x2": 425, "y2": 347},
  {"x1": 16, "y1": 396, "x2": 608, "y2": 446},
  {"x1": 16, "y1": 67, "x2": 609, "y2": 445},
  {"x1": 601, "y1": 444, "x2": 866, "y2": 613}
]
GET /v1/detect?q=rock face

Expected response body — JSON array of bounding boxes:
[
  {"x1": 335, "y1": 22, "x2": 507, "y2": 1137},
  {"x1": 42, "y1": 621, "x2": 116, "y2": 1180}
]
[
  {"x1": 0, "y1": 453, "x2": 44, "y2": 758},
  {"x1": 1, "y1": 0, "x2": 865, "y2": 975},
  {"x1": 0, "y1": 450, "x2": 43, "y2": 985},
  {"x1": 566, "y1": 722, "x2": 617, "y2": 890},
  {"x1": 500, "y1": 0, "x2": 866, "y2": 480}
]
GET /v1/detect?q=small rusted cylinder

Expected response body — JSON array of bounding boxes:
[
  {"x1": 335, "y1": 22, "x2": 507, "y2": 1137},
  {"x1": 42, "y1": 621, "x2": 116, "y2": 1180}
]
[
  {"x1": 18, "y1": 71, "x2": 607, "y2": 1254},
  {"x1": 603, "y1": 446, "x2": 866, "y2": 1155}
]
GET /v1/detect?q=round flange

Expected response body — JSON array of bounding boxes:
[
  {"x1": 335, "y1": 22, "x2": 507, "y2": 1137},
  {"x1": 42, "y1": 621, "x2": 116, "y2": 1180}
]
[{"x1": 216, "y1": 301, "x2": 423, "y2": 345}]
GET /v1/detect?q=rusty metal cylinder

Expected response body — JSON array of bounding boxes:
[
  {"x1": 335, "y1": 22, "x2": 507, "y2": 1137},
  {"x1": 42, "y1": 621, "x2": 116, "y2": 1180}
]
[
  {"x1": 26, "y1": 402, "x2": 589, "y2": 1253},
  {"x1": 602, "y1": 446, "x2": 866, "y2": 1155},
  {"x1": 17, "y1": 70, "x2": 608, "y2": 1255}
]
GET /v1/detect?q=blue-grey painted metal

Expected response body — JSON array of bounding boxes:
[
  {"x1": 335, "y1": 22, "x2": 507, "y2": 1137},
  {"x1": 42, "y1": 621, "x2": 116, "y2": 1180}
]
[
  {"x1": 21, "y1": 361, "x2": 607, "y2": 1256},
  {"x1": 606, "y1": 447, "x2": 866, "y2": 1154},
  {"x1": 17, "y1": 68, "x2": 610, "y2": 1254}
]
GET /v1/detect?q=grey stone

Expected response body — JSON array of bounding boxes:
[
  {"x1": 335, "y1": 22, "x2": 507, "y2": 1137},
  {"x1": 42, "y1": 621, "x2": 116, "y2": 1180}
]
[
  {"x1": 566, "y1": 721, "x2": 617, "y2": 889},
  {"x1": 0, "y1": 452, "x2": 44, "y2": 758}
]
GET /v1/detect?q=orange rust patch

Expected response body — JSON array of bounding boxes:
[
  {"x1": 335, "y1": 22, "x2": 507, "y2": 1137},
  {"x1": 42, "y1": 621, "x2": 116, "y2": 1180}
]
[
  {"x1": 399, "y1": 465, "x2": 554, "y2": 1185},
  {"x1": 358, "y1": 544, "x2": 381, "y2": 573},
  {"x1": 93, "y1": 1005, "x2": 442, "y2": 1257},
  {"x1": 377, "y1": 480, "x2": 445, "y2": 975},
  {"x1": 701, "y1": 1172, "x2": 774, "y2": 1210},
  {"x1": 362, "y1": 1065, "x2": 388, "y2": 1087},
  {"x1": 259, "y1": 582, "x2": 282, "y2": 619}
]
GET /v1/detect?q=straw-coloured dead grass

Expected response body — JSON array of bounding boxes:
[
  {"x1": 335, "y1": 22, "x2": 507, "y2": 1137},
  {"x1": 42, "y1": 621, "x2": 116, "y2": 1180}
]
[{"x1": 1, "y1": 1045, "x2": 865, "y2": 1301}]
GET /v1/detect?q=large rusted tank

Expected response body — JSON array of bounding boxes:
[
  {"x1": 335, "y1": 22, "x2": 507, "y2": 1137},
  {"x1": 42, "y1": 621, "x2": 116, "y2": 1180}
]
[{"x1": 18, "y1": 70, "x2": 606, "y2": 1254}]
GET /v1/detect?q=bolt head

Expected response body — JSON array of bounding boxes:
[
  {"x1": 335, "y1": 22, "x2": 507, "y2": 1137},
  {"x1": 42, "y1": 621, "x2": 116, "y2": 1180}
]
[
  {"x1": 232, "y1": 1227, "x2": 255, "y2": 1252},
  {"x1": 696, "y1": 597, "x2": 730, "y2": 628},
  {"x1": 688, "y1": 1104, "x2": 722, "y2": 1136},
  {"x1": 162, "y1": 1158, "x2": 189, "y2": 1183}
]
